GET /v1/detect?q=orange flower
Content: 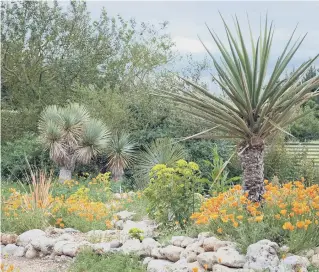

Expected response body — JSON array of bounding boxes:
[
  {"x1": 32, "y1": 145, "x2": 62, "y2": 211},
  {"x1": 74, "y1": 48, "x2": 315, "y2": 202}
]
[
  {"x1": 236, "y1": 215, "x2": 243, "y2": 220},
  {"x1": 280, "y1": 210, "x2": 287, "y2": 216},
  {"x1": 282, "y1": 222, "x2": 294, "y2": 231},
  {"x1": 275, "y1": 214, "x2": 281, "y2": 220},
  {"x1": 296, "y1": 221, "x2": 305, "y2": 229},
  {"x1": 217, "y1": 228, "x2": 223, "y2": 234},
  {"x1": 255, "y1": 215, "x2": 264, "y2": 222},
  {"x1": 192, "y1": 268, "x2": 199, "y2": 272},
  {"x1": 233, "y1": 221, "x2": 239, "y2": 228},
  {"x1": 204, "y1": 264, "x2": 208, "y2": 270},
  {"x1": 218, "y1": 258, "x2": 222, "y2": 263}
]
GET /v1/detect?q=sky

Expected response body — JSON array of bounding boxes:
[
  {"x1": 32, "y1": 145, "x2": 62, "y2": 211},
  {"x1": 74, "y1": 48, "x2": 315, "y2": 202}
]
[{"x1": 59, "y1": 1, "x2": 319, "y2": 84}]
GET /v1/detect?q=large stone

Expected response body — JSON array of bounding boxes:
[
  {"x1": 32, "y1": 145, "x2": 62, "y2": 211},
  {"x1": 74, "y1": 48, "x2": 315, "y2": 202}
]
[
  {"x1": 197, "y1": 252, "x2": 218, "y2": 270},
  {"x1": 188, "y1": 261, "x2": 205, "y2": 272},
  {"x1": 115, "y1": 220, "x2": 124, "y2": 230},
  {"x1": 169, "y1": 258, "x2": 189, "y2": 272},
  {"x1": 2, "y1": 244, "x2": 18, "y2": 255},
  {"x1": 315, "y1": 247, "x2": 319, "y2": 254},
  {"x1": 161, "y1": 245, "x2": 184, "y2": 262},
  {"x1": 311, "y1": 254, "x2": 319, "y2": 267},
  {"x1": 17, "y1": 229, "x2": 46, "y2": 246},
  {"x1": 143, "y1": 257, "x2": 154, "y2": 266},
  {"x1": 142, "y1": 238, "x2": 160, "y2": 256},
  {"x1": 181, "y1": 237, "x2": 196, "y2": 248},
  {"x1": 92, "y1": 243, "x2": 111, "y2": 254},
  {"x1": 212, "y1": 264, "x2": 244, "y2": 272},
  {"x1": 147, "y1": 259, "x2": 174, "y2": 272},
  {"x1": 13, "y1": 246, "x2": 26, "y2": 257},
  {"x1": 1, "y1": 234, "x2": 18, "y2": 245},
  {"x1": 151, "y1": 247, "x2": 165, "y2": 259},
  {"x1": 121, "y1": 239, "x2": 142, "y2": 254},
  {"x1": 56, "y1": 233, "x2": 74, "y2": 242},
  {"x1": 62, "y1": 242, "x2": 81, "y2": 257},
  {"x1": 171, "y1": 236, "x2": 185, "y2": 247},
  {"x1": 203, "y1": 237, "x2": 233, "y2": 252},
  {"x1": 215, "y1": 247, "x2": 245, "y2": 268},
  {"x1": 116, "y1": 211, "x2": 136, "y2": 221},
  {"x1": 110, "y1": 240, "x2": 122, "y2": 248},
  {"x1": 25, "y1": 244, "x2": 38, "y2": 259},
  {"x1": 31, "y1": 237, "x2": 56, "y2": 254},
  {"x1": 122, "y1": 220, "x2": 156, "y2": 238},
  {"x1": 181, "y1": 242, "x2": 204, "y2": 263},
  {"x1": 54, "y1": 241, "x2": 69, "y2": 255},
  {"x1": 280, "y1": 255, "x2": 310, "y2": 272},
  {"x1": 244, "y1": 240, "x2": 280, "y2": 272}
]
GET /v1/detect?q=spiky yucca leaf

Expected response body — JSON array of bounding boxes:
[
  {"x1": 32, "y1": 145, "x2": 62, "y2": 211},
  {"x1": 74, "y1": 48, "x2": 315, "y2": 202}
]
[
  {"x1": 106, "y1": 132, "x2": 137, "y2": 181},
  {"x1": 160, "y1": 16, "x2": 319, "y2": 145},
  {"x1": 134, "y1": 138, "x2": 186, "y2": 188}
]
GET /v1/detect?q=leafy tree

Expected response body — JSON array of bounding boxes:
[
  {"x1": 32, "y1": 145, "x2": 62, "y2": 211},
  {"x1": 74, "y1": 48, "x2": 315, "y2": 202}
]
[
  {"x1": 162, "y1": 17, "x2": 319, "y2": 201},
  {"x1": 106, "y1": 132, "x2": 137, "y2": 181},
  {"x1": 38, "y1": 103, "x2": 110, "y2": 182}
]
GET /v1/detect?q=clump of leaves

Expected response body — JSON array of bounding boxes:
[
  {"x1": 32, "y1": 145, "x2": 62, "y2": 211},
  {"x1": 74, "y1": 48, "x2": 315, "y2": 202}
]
[{"x1": 128, "y1": 228, "x2": 144, "y2": 241}]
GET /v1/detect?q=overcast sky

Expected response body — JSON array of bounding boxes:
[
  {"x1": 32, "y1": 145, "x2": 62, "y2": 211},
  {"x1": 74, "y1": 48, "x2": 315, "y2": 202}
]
[{"x1": 73, "y1": 1, "x2": 319, "y2": 84}]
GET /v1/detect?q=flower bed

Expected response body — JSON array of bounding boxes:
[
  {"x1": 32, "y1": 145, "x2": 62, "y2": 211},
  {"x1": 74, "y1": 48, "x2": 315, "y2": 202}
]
[{"x1": 191, "y1": 180, "x2": 319, "y2": 252}]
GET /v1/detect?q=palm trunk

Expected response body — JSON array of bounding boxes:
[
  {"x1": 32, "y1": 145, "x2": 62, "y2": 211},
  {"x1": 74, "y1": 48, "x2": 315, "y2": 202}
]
[
  {"x1": 239, "y1": 143, "x2": 265, "y2": 202},
  {"x1": 59, "y1": 167, "x2": 72, "y2": 183}
]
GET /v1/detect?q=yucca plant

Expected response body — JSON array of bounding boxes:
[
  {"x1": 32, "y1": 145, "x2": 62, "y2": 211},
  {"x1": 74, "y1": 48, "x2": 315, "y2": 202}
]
[
  {"x1": 134, "y1": 138, "x2": 186, "y2": 188},
  {"x1": 38, "y1": 103, "x2": 110, "y2": 182},
  {"x1": 106, "y1": 131, "x2": 137, "y2": 181},
  {"x1": 161, "y1": 16, "x2": 319, "y2": 201}
]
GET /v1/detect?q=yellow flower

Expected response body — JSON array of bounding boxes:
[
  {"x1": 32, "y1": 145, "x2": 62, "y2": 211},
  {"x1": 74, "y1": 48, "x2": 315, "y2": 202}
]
[
  {"x1": 218, "y1": 258, "x2": 222, "y2": 263},
  {"x1": 236, "y1": 215, "x2": 243, "y2": 220},
  {"x1": 282, "y1": 222, "x2": 294, "y2": 231},
  {"x1": 255, "y1": 215, "x2": 263, "y2": 222},
  {"x1": 275, "y1": 214, "x2": 281, "y2": 220},
  {"x1": 233, "y1": 221, "x2": 239, "y2": 228},
  {"x1": 280, "y1": 210, "x2": 287, "y2": 216},
  {"x1": 296, "y1": 221, "x2": 305, "y2": 229},
  {"x1": 217, "y1": 228, "x2": 223, "y2": 234},
  {"x1": 192, "y1": 268, "x2": 199, "y2": 272}
]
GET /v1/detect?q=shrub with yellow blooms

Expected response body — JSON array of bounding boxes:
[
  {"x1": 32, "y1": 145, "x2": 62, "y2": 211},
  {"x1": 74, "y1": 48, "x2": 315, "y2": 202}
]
[{"x1": 191, "y1": 180, "x2": 319, "y2": 252}]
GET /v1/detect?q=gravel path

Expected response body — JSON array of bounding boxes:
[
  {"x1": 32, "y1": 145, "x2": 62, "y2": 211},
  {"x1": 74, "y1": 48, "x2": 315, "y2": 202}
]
[{"x1": 1, "y1": 255, "x2": 72, "y2": 272}]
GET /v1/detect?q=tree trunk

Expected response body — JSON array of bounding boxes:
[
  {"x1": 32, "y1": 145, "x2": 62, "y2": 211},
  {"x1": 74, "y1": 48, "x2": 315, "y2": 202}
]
[
  {"x1": 59, "y1": 167, "x2": 72, "y2": 183},
  {"x1": 239, "y1": 143, "x2": 265, "y2": 202}
]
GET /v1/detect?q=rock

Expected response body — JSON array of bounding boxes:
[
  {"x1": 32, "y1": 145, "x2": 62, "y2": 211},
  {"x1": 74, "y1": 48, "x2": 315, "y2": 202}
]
[
  {"x1": 306, "y1": 249, "x2": 315, "y2": 259},
  {"x1": 115, "y1": 220, "x2": 124, "y2": 230},
  {"x1": 311, "y1": 254, "x2": 319, "y2": 267},
  {"x1": 315, "y1": 247, "x2": 319, "y2": 254},
  {"x1": 280, "y1": 255, "x2": 310, "y2": 272},
  {"x1": 169, "y1": 258, "x2": 189, "y2": 272},
  {"x1": 244, "y1": 239, "x2": 280, "y2": 272},
  {"x1": 116, "y1": 211, "x2": 136, "y2": 221},
  {"x1": 212, "y1": 264, "x2": 244, "y2": 272},
  {"x1": 121, "y1": 239, "x2": 142, "y2": 254},
  {"x1": 197, "y1": 252, "x2": 218, "y2": 270},
  {"x1": 92, "y1": 243, "x2": 111, "y2": 254},
  {"x1": 1, "y1": 234, "x2": 18, "y2": 245},
  {"x1": 46, "y1": 227, "x2": 65, "y2": 236},
  {"x1": 62, "y1": 242, "x2": 80, "y2": 257},
  {"x1": 188, "y1": 261, "x2": 205, "y2": 272},
  {"x1": 147, "y1": 259, "x2": 173, "y2": 272},
  {"x1": 55, "y1": 254, "x2": 73, "y2": 262},
  {"x1": 114, "y1": 193, "x2": 122, "y2": 200},
  {"x1": 198, "y1": 232, "x2": 212, "y2": 239},
  {"x1": 56, "y1": 233, "x2": 74, "y2": 242},
  {"x1": 172, "y1": 236, "x2": 185, "y2": 247},
  {"x1": 161, "y1": 245, "x2": 184, "y2": 262},
  {"x1": 181, "y1": 237, "x2": 196, "y2": 248},
  {"x1": 203, "y1": 237, "x2": 231, "y2": 252},
  {"x1": 17, "y1": 229, "x2": 46, "y2": 246},
  {"x1": 143, "y1": 257, "x2": 154, "y2": 266},
  {"x1": 181, "y1": 242, "x2": 204, "y2": 263},
  {"x1": 128, "y1": 191, "x2": 136, "y2": 198},
  {"x1": 142, "y1": 238, "x2": 161, "y2": 256},
  {"x1": 122, "y1": 220, "x2": 156, "y2": 238},
  {"x1": 151, "y1": 247, "x2": 165, "y2": 259},
  {"x1": 64, "y1": 228, "x2": 80, "y2": 233},
  {"x1": 54, "y1": 241, "x2": 69, "y2": 255},
  {"x1": 25, "y1": 244, "x2": 38, "y2": 259},
  {"x1": 31, "y1": 237, "x2": 56, "y2": 255},
  {"x1": 215, "y1": 247, "x2": 245, "y2": 268},
  {"x1": 13, "y1": 246, "x2": 26, "y2": 257},
  {"x1": 110, "y1": 240, "x2": 122, "y2": 248},
  {"x1": 2, "y1": 244, "x2": 18, "y2": 255}
]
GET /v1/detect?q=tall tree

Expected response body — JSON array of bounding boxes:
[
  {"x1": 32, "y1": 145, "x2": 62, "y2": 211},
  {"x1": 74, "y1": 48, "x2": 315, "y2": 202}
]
[{"x1": 162, "y1": 17, "x2": 319, "y2": 201}]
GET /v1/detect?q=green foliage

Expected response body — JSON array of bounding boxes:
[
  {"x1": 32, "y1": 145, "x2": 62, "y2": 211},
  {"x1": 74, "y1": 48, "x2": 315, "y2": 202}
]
[
  {"x1": 144, "y1": 160, "x2": 204, "y2": 229},
  {"x1": 128, "y1": 228, "x2": 144, "y2": 241},
  {"x1": 134, "y1": 138, "x2": 187, "y2": 189},
  {"x1": 1, "y1": 208, "x2": 50, "y2": 234},
  {"x1": 203, "y1": 145, "x2": 241, "y2": 194},
  {"x1": 69, "y1": 250, "x2": 146, "y2": 272},
  {"x1": 1, "y1": 133, "x2": 54, "y2": 181}
]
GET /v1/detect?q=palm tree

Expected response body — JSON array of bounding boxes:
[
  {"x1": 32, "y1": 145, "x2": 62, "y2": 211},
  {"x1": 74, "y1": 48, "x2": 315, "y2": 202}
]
[
  {"x1": 38, "y1": 103, "x2": 110, "y2": 182},
  {"x1": 161, "y1": 17, "x2": 319, "y2": 201},
  {"x1": 106, "y1": 131, "x2": 137, "y2": 181},
  {"x1": 134, "y1": 138, "x2": 186, "y2": 188}
]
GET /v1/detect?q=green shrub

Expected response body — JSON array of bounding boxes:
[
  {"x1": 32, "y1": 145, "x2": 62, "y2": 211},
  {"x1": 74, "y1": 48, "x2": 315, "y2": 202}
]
[
  {"x1": 128, "y1": 228, "x2": 144, "y2": 241},
  {"x1": 1, "y1": 133, "x2": 54, "y2": 181},
  {"x1": 69, "y1": 250, "x2": 146, "y2": 272},
  {"x1": 144, "y1": 160, "x2": 204, "y2": 229}
]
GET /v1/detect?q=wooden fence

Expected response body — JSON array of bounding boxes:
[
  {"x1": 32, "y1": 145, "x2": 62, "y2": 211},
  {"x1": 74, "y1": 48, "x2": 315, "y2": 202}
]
[{"x1": 285, "y1": 142, "x2": 319, "y2": 167}]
